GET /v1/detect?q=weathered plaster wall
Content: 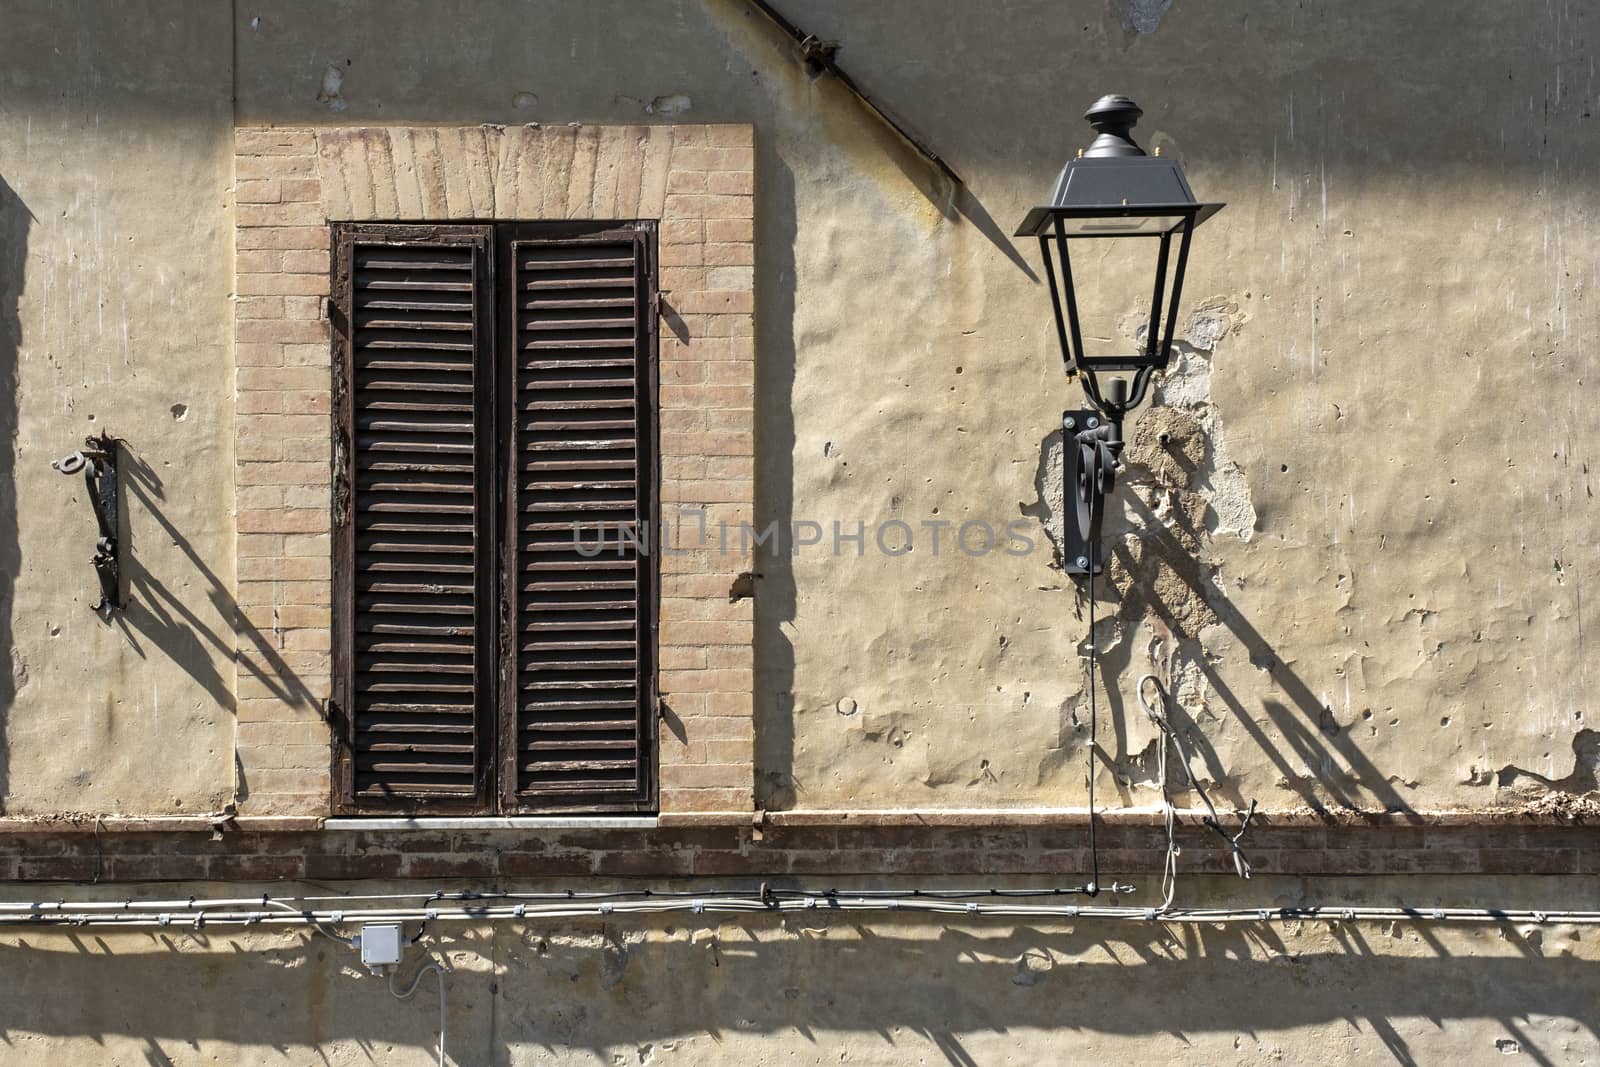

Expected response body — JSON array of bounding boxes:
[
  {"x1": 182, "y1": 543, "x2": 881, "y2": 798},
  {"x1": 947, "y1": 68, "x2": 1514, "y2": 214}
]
[
  {"x1": 0, "y1": 4, "x2": 236, "y2": 813},
  {"x1": 2, "y1": 877, "x2": 1598, "y2": 1064},
  {"x1": 1, "y1": 0, "x2": 1596, "y2": 817}
]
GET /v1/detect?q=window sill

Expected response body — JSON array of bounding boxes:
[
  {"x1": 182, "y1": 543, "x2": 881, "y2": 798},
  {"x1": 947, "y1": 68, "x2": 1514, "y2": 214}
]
[{"x1": 320, "y1": 816, "x2": 659, "y2": 831}]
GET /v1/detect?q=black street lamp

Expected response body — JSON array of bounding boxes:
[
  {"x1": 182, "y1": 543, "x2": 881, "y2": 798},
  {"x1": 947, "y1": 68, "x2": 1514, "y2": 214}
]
[{"x1": 1016, "y1": 95, "x2": 1224, "y2": 575}]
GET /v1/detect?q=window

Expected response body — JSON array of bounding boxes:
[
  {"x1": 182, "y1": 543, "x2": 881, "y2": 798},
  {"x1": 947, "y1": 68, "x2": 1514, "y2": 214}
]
[{"x1": 329, "y1": 221, "x2": 659, "y2": 814}]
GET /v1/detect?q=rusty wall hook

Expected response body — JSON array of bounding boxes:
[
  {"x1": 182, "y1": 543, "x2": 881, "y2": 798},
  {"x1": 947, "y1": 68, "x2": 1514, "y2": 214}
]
[{"x1": 52, "y1": 431, "x2": 123, "y2": 617}]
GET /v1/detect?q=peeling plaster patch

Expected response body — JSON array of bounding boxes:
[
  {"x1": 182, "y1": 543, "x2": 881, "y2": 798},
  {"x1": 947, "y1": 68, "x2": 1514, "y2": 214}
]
[
  {"x1": 512, "y1": 91, "x2": 539, "y2": 111},
  {"x1": 646, "y1": 94, "x2": 693, "y2": 116},
  {"x1": 1025, "y1": 302, "x2": 1254, "y2": 563},
  {"x1": 10, "y1": 649, "x2": 27, "y2": 695},
  {"x1": 1495, "y1": 729, "x2": 1600, "y2": 802},
  {"x1": 316, "y1": 64, "x2": 348, "y2": 112},
  {"x1": 1185, "y1": 305, "x2": 1232, "y2": 352},
  {"x1": 1115, "y1": 0, "x2": 1174, "y2": 34},
  {"x1": 1156, "y1": 304, "x2": 1257, "y2": 542},
  {"x1": 1020, "y1": 427, "x2": 1066, "y2": 564}
]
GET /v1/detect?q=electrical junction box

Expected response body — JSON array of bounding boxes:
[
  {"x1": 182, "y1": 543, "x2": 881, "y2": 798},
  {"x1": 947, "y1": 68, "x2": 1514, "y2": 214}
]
[{"x1": 358, "y1": 923, "x2": 405, "y2": 974}]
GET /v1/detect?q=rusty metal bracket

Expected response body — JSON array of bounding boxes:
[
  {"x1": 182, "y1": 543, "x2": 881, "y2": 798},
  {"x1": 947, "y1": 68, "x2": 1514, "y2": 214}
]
[
  {"x1": 52, "y1": 431, "x2": 124, "y2": 617},
  {"x1": 743, "y1": 0, "x2": 964, "y2": 187}
]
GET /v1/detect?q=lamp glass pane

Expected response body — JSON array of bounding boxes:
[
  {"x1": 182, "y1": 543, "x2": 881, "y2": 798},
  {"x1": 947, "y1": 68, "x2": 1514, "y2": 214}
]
[
  {"x1": 1062, "y1": 214, "x2": 1186, "y2": 237},
  {"x1": 1048, "y1": 224, "x2": 1184, "y2": 371}
]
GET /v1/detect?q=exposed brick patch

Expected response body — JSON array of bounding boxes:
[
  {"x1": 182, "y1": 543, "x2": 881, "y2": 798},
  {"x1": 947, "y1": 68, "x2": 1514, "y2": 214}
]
[{"x1": 234, "y1": 125, "x2": 755, "y2": 817}]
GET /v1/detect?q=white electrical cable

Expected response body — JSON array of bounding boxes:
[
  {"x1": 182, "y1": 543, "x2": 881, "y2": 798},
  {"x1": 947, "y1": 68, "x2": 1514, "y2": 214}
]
[
  {"x1": 389, "y1": 961, "x2": 446, "y2": 1067},
  {"x1": 2, "y1": 897, "x2": 1598, "y2": 927},
  {"x1": 263, "y1": 895, "x2": 354, "y2": 945}
]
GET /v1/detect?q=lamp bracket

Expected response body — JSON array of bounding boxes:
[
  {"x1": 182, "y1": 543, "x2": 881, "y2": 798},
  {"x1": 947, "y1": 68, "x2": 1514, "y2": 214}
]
[{"x1": 1061, "y1": 410, "x2": 1123, "y2": 576}]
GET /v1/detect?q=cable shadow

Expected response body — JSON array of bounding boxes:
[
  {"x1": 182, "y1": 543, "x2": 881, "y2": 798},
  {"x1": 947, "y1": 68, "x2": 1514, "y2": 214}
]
[
  {"x1": 0, "y1": 914, "x2": 1593, "y2": 1065},
  {"x1": 729, "y1": 0, "x2": 1035, "y2": 283}
]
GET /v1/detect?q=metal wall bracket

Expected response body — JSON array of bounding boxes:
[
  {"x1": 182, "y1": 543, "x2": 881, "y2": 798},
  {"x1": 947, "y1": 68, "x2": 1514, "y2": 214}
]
[
  {"x1": 1061, "y1": 409, "x2": 1120, "y2": 577},
  {"x1": 52, "y1": 432, "x2": 123, "y2": 617}
]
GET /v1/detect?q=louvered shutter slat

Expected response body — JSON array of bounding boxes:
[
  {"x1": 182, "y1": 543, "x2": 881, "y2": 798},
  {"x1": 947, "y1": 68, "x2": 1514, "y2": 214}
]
[
  {"x1": 504, "y1": 231, "x2": 655, "y2": 809},
  {"x1": 335, "y1": 227, "x2": 493, "y2": 809}
]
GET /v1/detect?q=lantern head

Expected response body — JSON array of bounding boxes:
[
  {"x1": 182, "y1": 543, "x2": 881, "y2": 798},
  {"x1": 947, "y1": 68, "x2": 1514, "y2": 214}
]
[{"x1": 1016, "y1": 95, "x2": 1224, "y2": 417}]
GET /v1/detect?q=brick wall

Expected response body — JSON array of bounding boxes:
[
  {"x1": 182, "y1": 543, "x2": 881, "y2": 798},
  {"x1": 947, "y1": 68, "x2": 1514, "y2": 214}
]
[
  {"x1": 233, "y1": 124, "x2": 757, "y2": 816},
  {"x1": 3, "y1": 812, "x2": 1595, "y2": 883}
]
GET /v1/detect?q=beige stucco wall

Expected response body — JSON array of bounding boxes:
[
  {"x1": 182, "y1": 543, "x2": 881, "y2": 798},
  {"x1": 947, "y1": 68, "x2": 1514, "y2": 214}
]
[
  {"x1": 0, "y1": 4, "x2": 237, "y2": 813},
  {"x1": 1, "y1": 1, "x2": 1596, "y2": 818},
  {"x1": 2, "y1": 4, "x2": 1599, "y2": 1066}
]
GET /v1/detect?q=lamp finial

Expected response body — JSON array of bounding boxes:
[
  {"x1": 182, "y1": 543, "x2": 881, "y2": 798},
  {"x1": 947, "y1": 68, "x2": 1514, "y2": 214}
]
[{"x1": 1083, "y1": 95, "x2": 1146, "y2": 158}]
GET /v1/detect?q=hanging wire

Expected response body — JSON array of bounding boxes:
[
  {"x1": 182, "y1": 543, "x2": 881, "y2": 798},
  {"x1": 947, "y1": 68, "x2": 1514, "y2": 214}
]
[
  {"x1": 1139, "y1": 673, "x2": 1256, "y2": 880},
  {"x1": 1084, "y1": 466, "x2": 1102, "y2": 897},
  {"x1": 389, "y1": 959, "x2": 446, "y2": 1067},
  {"x1": 1151, "y1": 683, "x2": 1181, "y2": 911}
]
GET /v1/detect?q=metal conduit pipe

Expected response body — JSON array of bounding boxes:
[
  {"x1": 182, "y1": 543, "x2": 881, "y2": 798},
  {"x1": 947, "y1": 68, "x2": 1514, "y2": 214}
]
[{"x1": 2, "y1": 894, "x2": 1598, "y2": 929}]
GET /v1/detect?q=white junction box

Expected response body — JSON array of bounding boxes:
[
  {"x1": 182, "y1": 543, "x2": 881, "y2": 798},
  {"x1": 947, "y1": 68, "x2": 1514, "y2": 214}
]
[{"x1": 358, "y1": 923, "x2": 405, "y2": 974}]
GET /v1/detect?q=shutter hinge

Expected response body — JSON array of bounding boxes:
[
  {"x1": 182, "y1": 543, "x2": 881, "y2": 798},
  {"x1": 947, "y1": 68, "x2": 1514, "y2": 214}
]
[
  {"x1": 325, "y1": 698, "x2": 350, "y2": 735},
  {"x1": 499, "y1": 592, "x2": 511, "y2": 660}
]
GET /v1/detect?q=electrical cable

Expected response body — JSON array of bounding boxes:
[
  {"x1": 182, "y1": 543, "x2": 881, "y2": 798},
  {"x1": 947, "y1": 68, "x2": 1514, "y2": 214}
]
[
  {"x1": 1085, "y1": 494, "x2": 1101, "y2": 897},
  {"x1": 389, "y1": 959, "x2": 446, "y2": 1067},
  {"x1": 263, "y1": 894, "x2": 354, "y2": 945},
  {"x1": 1150, "y1": 679, "x2": 1181, "y2": 911},
  {"x1": 0, "y1": 884, "x2": 1127, "y2": 917},
  {"x1": 1139, "y1": 674, "x2": 1256, "y2": 880},
  {"x1": 4, "y1": 896, "x2": 1600, "y2": 927}
]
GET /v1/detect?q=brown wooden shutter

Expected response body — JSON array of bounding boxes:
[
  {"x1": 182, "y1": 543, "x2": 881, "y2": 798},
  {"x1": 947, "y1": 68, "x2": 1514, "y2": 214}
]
[
  {"x1": 499, "y1": 222, "x2": 657, "y2": 812},
  {"x1": 332, "y1": 224, "x2": 496, "y2": 812}
]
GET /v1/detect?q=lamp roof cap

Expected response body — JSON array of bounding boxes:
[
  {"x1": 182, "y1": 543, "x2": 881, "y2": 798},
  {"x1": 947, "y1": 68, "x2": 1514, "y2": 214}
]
[{"x1": 1084, "y1": 95, "x2": 1146, "y2": 158}]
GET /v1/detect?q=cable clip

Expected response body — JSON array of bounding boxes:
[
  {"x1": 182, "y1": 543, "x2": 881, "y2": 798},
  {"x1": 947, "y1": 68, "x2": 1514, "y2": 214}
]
[
  {"x1": 598, "y1": 902, "x2": 614, "y2": 915},
  {"x1": 691, "y1": 899, "x2": 705, "y2": 914},
  {"x1": 514, "y1": 904, "x2": 526, "y2": 918}
]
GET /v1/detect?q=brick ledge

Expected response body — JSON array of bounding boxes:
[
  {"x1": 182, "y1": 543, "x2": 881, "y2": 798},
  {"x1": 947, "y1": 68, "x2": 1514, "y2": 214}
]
[{"x1": 0, "y1": 806, "x2": 1590, "y2": 836}]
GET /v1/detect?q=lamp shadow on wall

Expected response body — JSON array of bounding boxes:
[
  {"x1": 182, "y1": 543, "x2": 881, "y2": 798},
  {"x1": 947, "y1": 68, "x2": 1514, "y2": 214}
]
[
  {"x1": 1102, "y1": 491, "x2": 1417, "y2": 818},
  {"x1": 0, "y1": 177, "x2": 32, "y2": 809},
  {"x1": 116, "y1": 450, "x2": 320, "y2": 730},
  {"x1": 0, "y1": 918, "x2": 1593, "y2": 1065}
]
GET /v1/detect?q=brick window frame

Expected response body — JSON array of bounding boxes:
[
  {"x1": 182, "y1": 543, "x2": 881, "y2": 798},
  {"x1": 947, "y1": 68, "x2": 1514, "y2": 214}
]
[{"x1": 233, "y1": 125, "x2": 755, "y2": 818}]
